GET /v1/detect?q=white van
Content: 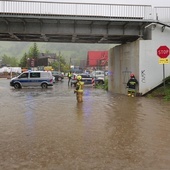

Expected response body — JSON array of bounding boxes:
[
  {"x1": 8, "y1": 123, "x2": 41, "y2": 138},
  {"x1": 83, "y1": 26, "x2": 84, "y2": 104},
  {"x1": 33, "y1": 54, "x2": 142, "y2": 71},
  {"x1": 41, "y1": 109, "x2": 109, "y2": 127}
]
[{"x1": 10, "y1": 71, "x2": 53, "y2": 89}]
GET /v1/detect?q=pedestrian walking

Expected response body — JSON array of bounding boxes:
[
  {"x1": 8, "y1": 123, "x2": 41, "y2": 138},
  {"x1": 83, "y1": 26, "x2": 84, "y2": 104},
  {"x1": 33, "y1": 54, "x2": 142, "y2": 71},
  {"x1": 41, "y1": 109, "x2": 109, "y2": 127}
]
[
  {"x1": 67, "y1": 71, "x2": 72, "y2": 86},
  {"x1": 74, "y1": 75, "x2": 84, "y2": 102},
  {"x1": 127, "y1": 73, "x2": 138, "y2": 97}
]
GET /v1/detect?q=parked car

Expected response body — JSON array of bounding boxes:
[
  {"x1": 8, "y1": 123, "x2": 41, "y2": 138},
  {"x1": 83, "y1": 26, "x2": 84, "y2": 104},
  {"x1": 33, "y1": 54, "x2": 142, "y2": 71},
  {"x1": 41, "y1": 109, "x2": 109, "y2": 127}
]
[
  {"x1": 70, "y1": 73, "x2": 78, "y2": 87},
  {"x1": 71, "y1": 73, "x2": 93, "y2": 87},
  {"x1": 52, "y1": 76, "x2": 56, "y2": 83},
  {"x1": 81, "y1": 74, "x2": 93, "y2": 84},
  {"x1": 91, "y1": 70, "x2": 105, "y2": 84},
  {"x1": 10, "y1": 71, "x2": 54, "y2": 89},
  {"x1": 51, "y1": 71, "x2": 64, "y2": 81}
]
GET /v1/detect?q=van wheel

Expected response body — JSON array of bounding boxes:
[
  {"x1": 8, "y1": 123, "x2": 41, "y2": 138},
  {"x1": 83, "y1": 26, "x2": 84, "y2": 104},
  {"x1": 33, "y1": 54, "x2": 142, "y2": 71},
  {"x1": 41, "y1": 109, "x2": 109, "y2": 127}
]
[
  {"x1": 14, "y1": 83, "x2": 21, "y2": 89},
  {"x1": 41, "y1": 83, "x2": 47, "y2": 89}
]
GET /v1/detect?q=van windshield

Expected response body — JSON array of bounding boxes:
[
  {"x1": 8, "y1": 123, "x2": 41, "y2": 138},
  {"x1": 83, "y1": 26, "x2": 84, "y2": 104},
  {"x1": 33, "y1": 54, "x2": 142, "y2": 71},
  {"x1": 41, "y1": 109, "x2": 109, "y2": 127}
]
[
  {"x1": 19, "y1": 73, "x2": 28, "y2": 78},
  {"x1": 91, "y1": 71, "x2": 104, "y2": 76}
]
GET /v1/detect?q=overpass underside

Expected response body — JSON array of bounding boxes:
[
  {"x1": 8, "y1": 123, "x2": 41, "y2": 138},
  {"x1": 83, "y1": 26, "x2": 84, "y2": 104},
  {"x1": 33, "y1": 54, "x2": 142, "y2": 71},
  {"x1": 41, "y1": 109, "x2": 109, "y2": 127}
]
[
  {"x1": 108, "y1": 23, "x2": 170, "y2": 96},
  {"x1": 0, "y1": 14, "x2": 152, "y2": 44}
]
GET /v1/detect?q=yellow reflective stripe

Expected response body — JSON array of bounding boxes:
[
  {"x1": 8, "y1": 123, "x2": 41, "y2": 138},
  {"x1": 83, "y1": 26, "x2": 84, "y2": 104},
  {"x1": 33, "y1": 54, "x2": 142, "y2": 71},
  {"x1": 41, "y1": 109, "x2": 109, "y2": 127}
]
[
  {"x1": 128, "y1": 89, "x2": 136, "y2": 92},
  {"x1": 77, "y1": 90, "x2": 83, "y2": 92}
]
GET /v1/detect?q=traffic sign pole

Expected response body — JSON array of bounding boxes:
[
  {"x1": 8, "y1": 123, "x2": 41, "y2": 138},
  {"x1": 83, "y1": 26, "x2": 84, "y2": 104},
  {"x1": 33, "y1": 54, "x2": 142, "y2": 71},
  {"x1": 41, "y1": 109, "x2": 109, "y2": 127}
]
[
  {"x1": 157, "y1": 45, "x2": 170, "y2": 92},
  {"x1": 163, "y1": 64, "x2": 165, "y2": 90}
]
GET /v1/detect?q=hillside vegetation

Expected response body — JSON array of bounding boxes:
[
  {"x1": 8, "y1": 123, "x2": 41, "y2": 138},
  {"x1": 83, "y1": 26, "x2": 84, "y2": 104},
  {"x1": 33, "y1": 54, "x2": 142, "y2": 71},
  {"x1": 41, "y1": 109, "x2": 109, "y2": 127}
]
[{"x1": 0, "y1": 41, "x2": 114, "y2": 63}]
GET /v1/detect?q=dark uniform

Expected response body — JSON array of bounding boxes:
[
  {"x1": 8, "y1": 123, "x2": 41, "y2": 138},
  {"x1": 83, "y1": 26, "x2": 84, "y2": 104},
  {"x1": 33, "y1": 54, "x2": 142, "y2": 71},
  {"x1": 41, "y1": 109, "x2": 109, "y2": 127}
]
[
  {"x1": 127, "y1": 73, "x2": 138, "y2": 97},
  {"x1": 67, "y1": 71, "x2": 72, "y2": 86}
]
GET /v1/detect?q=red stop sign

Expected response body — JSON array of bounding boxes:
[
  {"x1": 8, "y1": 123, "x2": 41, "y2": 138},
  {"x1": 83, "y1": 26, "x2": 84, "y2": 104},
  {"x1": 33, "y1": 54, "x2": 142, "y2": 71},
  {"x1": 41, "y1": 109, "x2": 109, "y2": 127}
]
[{"x1": 157, "y1": 46, "x2": 170, "y2": 58}]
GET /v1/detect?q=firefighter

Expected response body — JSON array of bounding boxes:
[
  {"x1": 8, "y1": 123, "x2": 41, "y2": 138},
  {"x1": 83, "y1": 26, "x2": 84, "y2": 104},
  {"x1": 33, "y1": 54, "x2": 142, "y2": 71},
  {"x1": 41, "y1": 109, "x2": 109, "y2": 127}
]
[
  {"x1": 67, "y1": 71, "x2": 73, "y2": 86},
  {"x1": 74, "y1": 75, "x2": 84, "y2": 102},
  {"x1": 127, "y1": 73, "x2": 138, "y2": 97}
]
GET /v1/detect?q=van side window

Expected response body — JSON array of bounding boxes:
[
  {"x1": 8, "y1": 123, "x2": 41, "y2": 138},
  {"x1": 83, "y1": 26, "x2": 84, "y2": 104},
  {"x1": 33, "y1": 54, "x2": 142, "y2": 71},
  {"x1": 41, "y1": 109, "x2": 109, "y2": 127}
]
[
  {"x1": 30, "y1": 72, "x2": 40, "y2": 78},
  {"x1": 19, "y1": 73, "x2": 28, "y2": 78}
]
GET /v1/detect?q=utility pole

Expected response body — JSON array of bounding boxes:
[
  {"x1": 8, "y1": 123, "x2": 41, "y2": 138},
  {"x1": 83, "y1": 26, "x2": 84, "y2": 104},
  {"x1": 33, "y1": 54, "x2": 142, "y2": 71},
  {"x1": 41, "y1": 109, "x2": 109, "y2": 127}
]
[
  {"x1": 58, "y1": 51, "x2": 61, "y2": 72},
  {"x1": 69, "y1": 57, "x2": 72, "y2": 70}
]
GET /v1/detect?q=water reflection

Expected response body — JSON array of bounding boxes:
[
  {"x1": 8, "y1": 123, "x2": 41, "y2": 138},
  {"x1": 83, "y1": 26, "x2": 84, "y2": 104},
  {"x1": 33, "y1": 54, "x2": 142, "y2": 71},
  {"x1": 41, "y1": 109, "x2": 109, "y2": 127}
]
[
  {"x1": 24, "y1": 93, "x2": 36, "y2": 138},
  {"x1": 104, "y1": 97, "x2": 142, "y2": 164},
  {"x1": 75, "y1": 103, "x2": 84, "y2": 122},
  {"x1": 0, "y1": 79, "x2": 170, "y2": 170}
]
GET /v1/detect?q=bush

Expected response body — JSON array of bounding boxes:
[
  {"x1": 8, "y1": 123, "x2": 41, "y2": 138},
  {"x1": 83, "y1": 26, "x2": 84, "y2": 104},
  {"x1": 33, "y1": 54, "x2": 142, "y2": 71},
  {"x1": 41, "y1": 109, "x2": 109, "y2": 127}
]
[
  {"x1": 147, "y1": 84, "x2": 170, "y2": 101},
  {"x1": 103, "y1": 79, "x2": 108, "y2": 91},
  {"x1": 164, "y1": 76, "x2": 170, "y2": 84},
  {"x1": 95, "y1": 78, "x2": 108, "y2": 91}
]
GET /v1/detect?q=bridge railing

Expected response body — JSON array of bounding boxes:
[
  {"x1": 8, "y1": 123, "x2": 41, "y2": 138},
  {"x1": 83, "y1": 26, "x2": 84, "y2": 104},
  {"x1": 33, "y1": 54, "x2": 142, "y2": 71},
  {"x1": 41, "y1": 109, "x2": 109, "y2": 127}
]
[
  {"x1": 0, "y1": 0, "x2": 153, "y2": 20},
  {"x1": 154, "y1": 7, "x2": 170, "y2": 24}
]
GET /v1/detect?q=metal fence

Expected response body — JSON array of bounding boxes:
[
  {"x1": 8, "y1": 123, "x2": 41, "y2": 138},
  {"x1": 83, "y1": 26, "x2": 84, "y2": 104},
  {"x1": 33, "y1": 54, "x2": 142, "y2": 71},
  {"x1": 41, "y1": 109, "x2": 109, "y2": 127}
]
[
  {"x1": 0, "y1": 0, "x2": 170, "y2": 23},
  {"x1": 154, "y1": 7, "x2": 170, "y2": 23},
  {"x1": 0, "y1": 0, "x2": 152, "y2": 20}
]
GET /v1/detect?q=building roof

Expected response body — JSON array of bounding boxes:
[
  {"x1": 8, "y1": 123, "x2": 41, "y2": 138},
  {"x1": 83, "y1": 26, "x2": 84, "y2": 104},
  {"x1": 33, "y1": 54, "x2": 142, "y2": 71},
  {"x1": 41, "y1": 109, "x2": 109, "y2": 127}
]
[
  {"x1": 87, "y1": 51, "x2": 108, "y2": 67},
  {"x1": 38, "y1": 53, "x2": 56, "y2": 59}
]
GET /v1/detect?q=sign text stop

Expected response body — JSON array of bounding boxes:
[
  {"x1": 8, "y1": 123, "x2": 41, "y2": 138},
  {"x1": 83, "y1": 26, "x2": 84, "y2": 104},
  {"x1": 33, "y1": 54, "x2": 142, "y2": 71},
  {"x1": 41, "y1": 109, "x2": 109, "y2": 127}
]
[{"x1": 157, "y1": 46, "x2": 170, "y2": 58}]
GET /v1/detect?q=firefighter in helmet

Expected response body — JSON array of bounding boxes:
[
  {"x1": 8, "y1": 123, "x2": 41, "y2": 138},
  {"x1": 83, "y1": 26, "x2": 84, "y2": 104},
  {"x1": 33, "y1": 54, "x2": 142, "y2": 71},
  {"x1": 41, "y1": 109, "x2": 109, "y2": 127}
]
[
  {"x1": 127, "y1": 73, "x2": 138, "y2": 97},
  {"x1": 74, "y1": 75, "x2": 84, "y2": 102}
]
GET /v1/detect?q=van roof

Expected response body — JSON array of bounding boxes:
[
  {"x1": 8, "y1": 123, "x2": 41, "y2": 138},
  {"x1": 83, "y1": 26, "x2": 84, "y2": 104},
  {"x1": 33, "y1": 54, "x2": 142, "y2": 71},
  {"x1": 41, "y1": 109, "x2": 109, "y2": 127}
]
[{"x1": 23, "y1": 70, "x2": 51, "y2": 73}]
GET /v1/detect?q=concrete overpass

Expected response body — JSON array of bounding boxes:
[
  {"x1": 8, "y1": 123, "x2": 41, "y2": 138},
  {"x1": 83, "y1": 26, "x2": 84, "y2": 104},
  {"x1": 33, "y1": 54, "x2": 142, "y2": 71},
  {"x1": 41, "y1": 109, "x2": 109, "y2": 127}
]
[
  {"x1": 0, "y1": 0, "x2": 170, "y2": 95},
  {"x1": 0, "y1": 0, "x2": 157, "y2": 43}
]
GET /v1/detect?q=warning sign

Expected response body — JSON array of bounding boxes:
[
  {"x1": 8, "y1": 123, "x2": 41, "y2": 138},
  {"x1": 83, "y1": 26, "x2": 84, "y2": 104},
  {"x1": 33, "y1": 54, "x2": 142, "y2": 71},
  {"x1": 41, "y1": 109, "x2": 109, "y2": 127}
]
[{"x1": 159, "y1": 58, "x2": 169, "y2": 64}]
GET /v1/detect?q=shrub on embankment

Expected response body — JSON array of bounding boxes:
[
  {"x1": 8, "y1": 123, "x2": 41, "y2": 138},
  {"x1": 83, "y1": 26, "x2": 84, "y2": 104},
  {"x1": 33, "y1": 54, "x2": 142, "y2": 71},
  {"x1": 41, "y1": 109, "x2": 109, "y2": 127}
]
[
  {"x1": 146, "y1": 76, "x2": 170, "y2": 101},
  {"x1": 96, "y1": 76, "x2": 170, "y2": 101}
]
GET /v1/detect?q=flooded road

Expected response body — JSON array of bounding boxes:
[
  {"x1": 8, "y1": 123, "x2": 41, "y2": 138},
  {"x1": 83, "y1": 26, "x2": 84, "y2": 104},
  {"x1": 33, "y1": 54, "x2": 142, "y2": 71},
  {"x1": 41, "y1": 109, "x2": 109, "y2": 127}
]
[{"x1": 0, "y1": 78, "x2": 170, "y2": 170}]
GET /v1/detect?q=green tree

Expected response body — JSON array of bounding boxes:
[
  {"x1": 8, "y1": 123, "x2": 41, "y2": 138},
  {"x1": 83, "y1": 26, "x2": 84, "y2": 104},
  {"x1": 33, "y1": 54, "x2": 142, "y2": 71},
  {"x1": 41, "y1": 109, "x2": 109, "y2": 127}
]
[
  {"x1": 19, "y1": 53, "x2": 28, "y2": 68},
  {"x1": 19, "y1": 43, "x2": 39, "y2": 68},
  {"x1": 10, "y1": 57, "x2": 18, "y2": 67},
  {"x1": 2, "y1": 54, "x2": 10, "y2": 66},
  {"x1": 1, "y1": 54, "x2": 18, "y2": 67},
  {"x1": 50, "y1": 53, "x2": 69, "y2": 72},
  {"x1": 28, "y1": 42, "x2": 39, "y2": 59}
]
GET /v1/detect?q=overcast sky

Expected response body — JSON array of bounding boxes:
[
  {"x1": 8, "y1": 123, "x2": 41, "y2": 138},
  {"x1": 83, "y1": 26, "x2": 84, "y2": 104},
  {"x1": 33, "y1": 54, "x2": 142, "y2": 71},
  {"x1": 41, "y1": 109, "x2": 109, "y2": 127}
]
[{"x1": 36, "y1": 0, "x2": 170, "y2": 7}]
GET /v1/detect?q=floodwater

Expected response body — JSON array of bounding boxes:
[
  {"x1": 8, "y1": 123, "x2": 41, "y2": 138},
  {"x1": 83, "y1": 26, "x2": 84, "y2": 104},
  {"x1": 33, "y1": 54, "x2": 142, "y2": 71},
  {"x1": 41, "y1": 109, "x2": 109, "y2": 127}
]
[{"x1": 0, "y1": 78, "x2": 170, "y2": 170}]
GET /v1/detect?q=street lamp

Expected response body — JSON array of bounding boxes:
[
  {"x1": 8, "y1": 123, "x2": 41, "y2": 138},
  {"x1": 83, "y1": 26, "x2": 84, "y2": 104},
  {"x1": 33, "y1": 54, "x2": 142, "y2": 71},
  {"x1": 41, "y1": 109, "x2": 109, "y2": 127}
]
[
  {"x1": 27, "y1": 58, "x2": 30, "y2": 68},
  {"x1": 58, "y1": 51, "x2": 61, "y2": 72}
]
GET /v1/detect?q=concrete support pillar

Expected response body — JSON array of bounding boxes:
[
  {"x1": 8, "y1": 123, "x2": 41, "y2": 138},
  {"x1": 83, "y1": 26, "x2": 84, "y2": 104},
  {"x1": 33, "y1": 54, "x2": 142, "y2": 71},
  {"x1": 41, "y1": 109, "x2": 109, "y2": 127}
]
[{"x1": 108, "y1": 40, "x2": 139, "y2": 95}]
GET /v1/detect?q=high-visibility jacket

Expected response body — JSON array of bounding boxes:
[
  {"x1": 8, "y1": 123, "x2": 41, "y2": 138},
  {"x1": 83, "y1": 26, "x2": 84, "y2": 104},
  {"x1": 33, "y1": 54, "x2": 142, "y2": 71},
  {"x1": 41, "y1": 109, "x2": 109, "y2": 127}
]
[
  {"x1": 68, "y1": 72, "x2": 72, "y2": 78},
  {"x1": 76, "y1": 81, "x2": 84, "y2": 92}
]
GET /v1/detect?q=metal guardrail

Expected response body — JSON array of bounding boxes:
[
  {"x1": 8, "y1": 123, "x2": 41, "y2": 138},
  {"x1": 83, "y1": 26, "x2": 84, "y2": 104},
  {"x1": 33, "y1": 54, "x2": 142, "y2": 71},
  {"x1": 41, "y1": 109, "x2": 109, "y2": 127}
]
[
  {"x1": 0, "y1": 1, "x2": 170, "y2": 24},
  {"x1": 154, "y1": 7, "x2": 170, "y2": 23},
  {"x1": 0, "y1": 0, "x2": 153, "y2": 20}
]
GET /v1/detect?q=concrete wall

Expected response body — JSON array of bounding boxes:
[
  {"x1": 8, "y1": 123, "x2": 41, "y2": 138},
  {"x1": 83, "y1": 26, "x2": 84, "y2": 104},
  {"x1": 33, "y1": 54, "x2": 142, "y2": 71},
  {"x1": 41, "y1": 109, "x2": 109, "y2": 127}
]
[
  {"x1": 108, "y1": 24, "x2": 170, "y2": 95},
  {"x1": 108, "y1": 41, "x2": 140, "y2": 94},
  {"x1": 139, "y1": 24, "x2": 170, "y2": 94}
]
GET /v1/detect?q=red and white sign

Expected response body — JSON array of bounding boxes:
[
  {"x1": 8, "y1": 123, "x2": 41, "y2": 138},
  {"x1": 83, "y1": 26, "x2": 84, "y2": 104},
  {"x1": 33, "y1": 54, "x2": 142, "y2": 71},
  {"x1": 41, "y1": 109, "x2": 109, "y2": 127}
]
[{"x1": 157, "y1": 46, "x2": 170, "y2": 58}]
